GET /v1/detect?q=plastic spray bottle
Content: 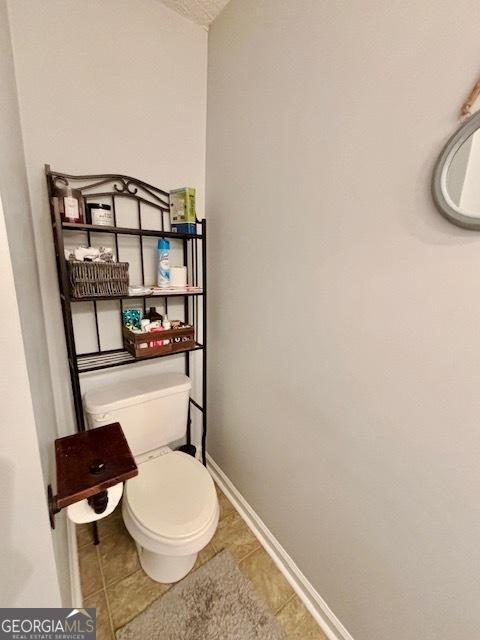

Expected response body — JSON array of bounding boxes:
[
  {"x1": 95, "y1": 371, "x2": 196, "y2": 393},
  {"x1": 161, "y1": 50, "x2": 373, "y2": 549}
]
[{"x1": 157, "y1": 239, "x2": 170, "y2": 288}]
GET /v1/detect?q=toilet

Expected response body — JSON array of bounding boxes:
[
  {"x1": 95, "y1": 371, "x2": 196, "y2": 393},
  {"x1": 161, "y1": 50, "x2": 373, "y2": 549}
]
[{"x1": 84, "y1": 372, "x2": 219, "y2": 583}]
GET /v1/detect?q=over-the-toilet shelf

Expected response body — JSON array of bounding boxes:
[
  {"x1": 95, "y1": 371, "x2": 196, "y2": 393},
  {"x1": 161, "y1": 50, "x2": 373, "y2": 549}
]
[{"x1": 46, "y1": 165, "x2": 207, "y2": 465}]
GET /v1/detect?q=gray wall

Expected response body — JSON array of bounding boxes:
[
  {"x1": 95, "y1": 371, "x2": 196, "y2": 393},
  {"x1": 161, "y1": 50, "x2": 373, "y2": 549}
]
[
  {"x1": 206, "y1": 2, "x2": 480, "y2": 639},
  {"x1": 0, "y1": 0, "x2": 65, "y2": 604},
  {"x1": 7, "y1": 0, "x2": 208, "y2": 451},
  {"x1": 0, "y1": 196, "x2": 62, "y2": 607},
  {"x1": 0, "y1": 0, "x2": 61, "y2": 491}
]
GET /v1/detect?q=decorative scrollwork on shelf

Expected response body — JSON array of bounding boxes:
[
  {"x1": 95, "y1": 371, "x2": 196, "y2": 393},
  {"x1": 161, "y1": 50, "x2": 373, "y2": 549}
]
[
  {"x1": 53, "y1": 175, "x2": 69, "y2": 189},
  {"x1": 114, "y1": 178, "x2": 138, "y2": 196},
  {"x1": 47, "y1": 169, "x2": 170, "y2": 212}
]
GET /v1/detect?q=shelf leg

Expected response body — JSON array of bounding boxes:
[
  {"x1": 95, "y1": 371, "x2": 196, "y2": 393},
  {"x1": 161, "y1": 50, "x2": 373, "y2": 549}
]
[{"x1": 92, "y1": 521, "x2": 99, "y2": 546}]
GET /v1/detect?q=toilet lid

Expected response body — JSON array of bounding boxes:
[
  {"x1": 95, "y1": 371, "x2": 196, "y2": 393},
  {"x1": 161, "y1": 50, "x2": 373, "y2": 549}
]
[{"x1": 125, "y1": 451, "x2": 217, "y2": 539}]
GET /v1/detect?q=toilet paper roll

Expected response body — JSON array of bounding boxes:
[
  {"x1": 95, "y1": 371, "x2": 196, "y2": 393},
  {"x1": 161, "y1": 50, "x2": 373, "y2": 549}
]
[
  {"x1": 170, "y1": 266, "x2": 187, "y2": 288},
  {"x1": 66, "y1": 482, "x2": 123, "y2": 524}
]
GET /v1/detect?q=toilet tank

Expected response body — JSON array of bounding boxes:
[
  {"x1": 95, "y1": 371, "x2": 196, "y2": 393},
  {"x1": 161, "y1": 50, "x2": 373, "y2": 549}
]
[{"x1": 84, "y1": 373, "x2": 191, "y2": 457}]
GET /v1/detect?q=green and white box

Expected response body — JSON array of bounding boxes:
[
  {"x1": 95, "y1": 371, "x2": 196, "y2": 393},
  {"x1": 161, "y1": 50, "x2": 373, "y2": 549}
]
[{"x1": 170, "y1": 187, "x2": 196, "y2": 233}]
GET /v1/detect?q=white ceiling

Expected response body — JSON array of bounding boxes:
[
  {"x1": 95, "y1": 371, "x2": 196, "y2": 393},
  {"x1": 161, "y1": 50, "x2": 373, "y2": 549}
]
[{"x1": 158, "y1": 0, "x2": 230, "y2": 27}]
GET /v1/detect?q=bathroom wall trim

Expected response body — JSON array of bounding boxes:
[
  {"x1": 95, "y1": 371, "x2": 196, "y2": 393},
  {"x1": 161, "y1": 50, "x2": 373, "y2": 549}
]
[
  {"x1": 67, "y1": 518, "x2": 83, "y2": 607},
  {"x1": 207, "y1": 455, "x2": 355, "y2": 640}
]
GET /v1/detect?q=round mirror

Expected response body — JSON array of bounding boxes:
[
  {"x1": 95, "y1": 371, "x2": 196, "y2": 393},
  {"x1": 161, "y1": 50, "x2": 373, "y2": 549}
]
[{"x1": 433, "y1": 111, "x2": 480, "y2": 229}]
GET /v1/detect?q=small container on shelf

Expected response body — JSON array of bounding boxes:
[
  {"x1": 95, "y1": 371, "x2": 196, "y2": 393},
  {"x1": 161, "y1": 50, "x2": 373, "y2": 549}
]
[
  {"x1": 86, "y1": 203, "x2": 114, "y2": 226},
  {"x1": 55, "y1": 184, "x2": 85, "y2": 224},
  {"x1": 122, "y1": 323, "x2": 195, "y2": 359},
  {"x1": 169, "y1": 187, "x2": 196, "y2": 234}
]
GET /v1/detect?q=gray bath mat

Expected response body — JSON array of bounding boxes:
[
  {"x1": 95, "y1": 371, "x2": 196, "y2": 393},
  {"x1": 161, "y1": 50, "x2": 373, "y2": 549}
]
[{"x1": 116, "y1": 550, "x2": 288, "y2": 640}]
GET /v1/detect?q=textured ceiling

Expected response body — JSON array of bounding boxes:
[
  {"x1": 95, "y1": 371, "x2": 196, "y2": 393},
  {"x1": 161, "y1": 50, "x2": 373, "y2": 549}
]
[{"x1": 159, "y1": 0, "x2": 230, "y2": 26}]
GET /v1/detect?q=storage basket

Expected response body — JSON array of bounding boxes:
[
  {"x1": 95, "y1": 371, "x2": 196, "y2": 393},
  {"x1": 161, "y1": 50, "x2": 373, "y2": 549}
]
[
  {"x1": 123, "y1": 324, "x2": 195, "y2": 359},
  {"x1": 67, "y1": 261, "x2": 129, "y2": 298}
]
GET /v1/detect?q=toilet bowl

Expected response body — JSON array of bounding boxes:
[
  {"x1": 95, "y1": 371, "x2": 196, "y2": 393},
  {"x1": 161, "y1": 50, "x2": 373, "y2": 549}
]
[
  {"x1": 84, "y1": 372, "x2": 219, "y2": 583},
  {"x1": 122, "y1": 449, "x2": 219, "y2": 583}
]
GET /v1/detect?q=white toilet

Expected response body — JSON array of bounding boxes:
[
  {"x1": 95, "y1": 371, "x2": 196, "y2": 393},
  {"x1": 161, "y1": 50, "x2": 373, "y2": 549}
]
[{"x1": 84, "y1": 373, "x2": 219, "y2": 583}]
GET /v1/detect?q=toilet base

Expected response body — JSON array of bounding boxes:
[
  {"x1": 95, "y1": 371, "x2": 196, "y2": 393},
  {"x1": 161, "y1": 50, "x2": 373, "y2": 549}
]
[{"x1": 137, "y1": 543, "x2": 197, "y2": 583}]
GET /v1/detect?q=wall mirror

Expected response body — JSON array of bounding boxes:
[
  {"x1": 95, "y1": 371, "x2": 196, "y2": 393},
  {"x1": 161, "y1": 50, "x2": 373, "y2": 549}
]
[{"x1": 433, "y1": 111, "x2": 480, "y2": 229}]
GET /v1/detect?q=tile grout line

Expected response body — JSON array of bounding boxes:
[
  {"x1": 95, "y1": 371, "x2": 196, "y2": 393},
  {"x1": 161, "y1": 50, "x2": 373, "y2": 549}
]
[
  {"x1": 274, "y1": 591, "x2": 296, "y2": 616},
  {"x1": 237, "y1": 543, "x2": 262, "y2": 564},
  {"x1": 77, "y1": 525, "x2": 119, "y2": 552},
  {"x1": 78, "y1": 543, "x2": 105, "y2": 602},
  {"x1": 83, "y1": 585, "x2": 104, "y2": 600},
  {"x1": 210, "y1": 536, "x2": 261, "y2": 560},
  {"x1": 214, "y1": 501, "x2": 293, "y2": 617},
  {"x1": 95, "y1": 545, "x2": 116, "y2": 639},
  {"x1": 237, "y1": 545, "x2": 295, "y2": 617},
  {"x1": 216, "y1": 496, "x2": 295, "y2": 618},
  {"x1": 103, "y1": 564, "x2": 142, "y2": 591}
]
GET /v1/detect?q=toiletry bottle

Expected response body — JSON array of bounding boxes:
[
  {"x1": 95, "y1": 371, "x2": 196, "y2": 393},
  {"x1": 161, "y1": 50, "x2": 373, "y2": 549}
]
[
  {"x1": 162, "y1": 315, "x2": 171, "y2": 344},
  {"x1": 57, "y1": 185, "x2": 85, "y2": 223},
  {"x1": 146, "y1": 306, "x2": 163, "y2": 323},
  {"x1": 157, "y1": 239, "x2": 170, "y2": 288},
  {"x1": 150, "y1": 325, "x2": 165, "y2": 347}
]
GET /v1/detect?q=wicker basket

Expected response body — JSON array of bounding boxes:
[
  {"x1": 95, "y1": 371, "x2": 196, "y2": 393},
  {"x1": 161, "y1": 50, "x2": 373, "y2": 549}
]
[{"x1": 67, "y1": 261, "x2": 129, "y2": 298}]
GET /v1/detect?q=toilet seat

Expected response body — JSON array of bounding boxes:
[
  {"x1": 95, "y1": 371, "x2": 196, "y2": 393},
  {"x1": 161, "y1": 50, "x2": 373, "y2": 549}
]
[{"x1": 124, "y1": 450, "x2": 218, "y2": 541}]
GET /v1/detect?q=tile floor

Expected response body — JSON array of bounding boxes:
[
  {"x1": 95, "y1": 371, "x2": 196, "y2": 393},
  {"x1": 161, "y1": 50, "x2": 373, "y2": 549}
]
[{"x1": 77, "y1": 485, "x2": 327, "y2": 640}]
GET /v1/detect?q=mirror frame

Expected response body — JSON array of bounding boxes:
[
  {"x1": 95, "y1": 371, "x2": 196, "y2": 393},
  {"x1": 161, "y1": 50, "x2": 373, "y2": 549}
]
[{"x1": 433, "y1": 110, "x2": 480, "y2": 229}]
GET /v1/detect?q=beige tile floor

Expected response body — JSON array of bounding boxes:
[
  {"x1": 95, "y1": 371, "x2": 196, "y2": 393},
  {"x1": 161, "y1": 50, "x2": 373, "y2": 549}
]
[{"x1": 77, "y1": 485, "x2": 327, "y2": 640}]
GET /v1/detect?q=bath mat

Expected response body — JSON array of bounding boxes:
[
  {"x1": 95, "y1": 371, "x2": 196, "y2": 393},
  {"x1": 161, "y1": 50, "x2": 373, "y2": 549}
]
[{"x1": 116, "y1": 550, "x2": 288, "y2": 640}]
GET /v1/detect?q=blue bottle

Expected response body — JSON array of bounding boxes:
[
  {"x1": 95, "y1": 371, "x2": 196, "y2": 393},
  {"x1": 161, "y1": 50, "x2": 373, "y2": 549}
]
[{"x1": 157, "y1": 239, "x2": 170, "y2": 288}]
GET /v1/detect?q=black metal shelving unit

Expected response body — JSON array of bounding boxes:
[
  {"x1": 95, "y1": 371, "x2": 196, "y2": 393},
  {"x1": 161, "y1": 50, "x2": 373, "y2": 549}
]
[{"x1": 46, "y1": 165, "x2": 207, "y2": 466}]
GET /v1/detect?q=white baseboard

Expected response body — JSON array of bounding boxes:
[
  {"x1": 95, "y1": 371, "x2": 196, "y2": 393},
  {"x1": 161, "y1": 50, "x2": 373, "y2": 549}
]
[
  {"x1": 67, "y1": 517, "x2": 83, "y2": 607},
  {"x1": 207, "y1": 455, "x2": 354, "y2": 640}
]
